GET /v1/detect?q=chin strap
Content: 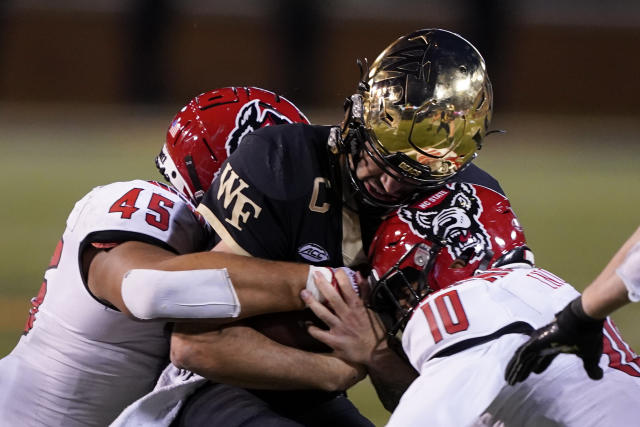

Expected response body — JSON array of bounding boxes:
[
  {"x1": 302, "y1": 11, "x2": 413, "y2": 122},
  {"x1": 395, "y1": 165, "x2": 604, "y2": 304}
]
[{"x1": 477, "y1": 249, "x2": 495, "y2": 271}]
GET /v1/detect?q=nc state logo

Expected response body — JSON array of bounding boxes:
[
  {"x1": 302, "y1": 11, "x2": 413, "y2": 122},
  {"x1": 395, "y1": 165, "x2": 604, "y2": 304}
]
[
  {"x1": 397, "y1": 182, "x2": 491, "y2": 263},
  {"x1": 225, "y1": 99, "x2": 296, "y2": 156}
]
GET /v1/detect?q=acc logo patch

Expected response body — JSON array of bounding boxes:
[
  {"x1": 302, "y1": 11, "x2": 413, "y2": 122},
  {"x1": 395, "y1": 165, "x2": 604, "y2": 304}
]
[{"x1": 298, "y1": 243, "x2": 329, "y2": 263}]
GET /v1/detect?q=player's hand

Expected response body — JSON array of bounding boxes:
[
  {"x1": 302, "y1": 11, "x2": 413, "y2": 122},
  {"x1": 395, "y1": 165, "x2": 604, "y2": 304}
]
[
  {"x1": 505, "y1": 296, "x2": 605, "y2": 385},
  {"x1": 306, "y1": 266, "x2": 360, "y2": 303},
  {"x1": 301, "y1": 269, "x2": 388, "y2": 366}
]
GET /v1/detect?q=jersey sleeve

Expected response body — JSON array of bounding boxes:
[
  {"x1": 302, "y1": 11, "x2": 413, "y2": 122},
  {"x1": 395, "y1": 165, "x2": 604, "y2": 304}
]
[
  {"x1": 196, "y1": 132, "x2": 305, "y2": 259},
  {"x1": 68, "y1": 180, "x2": 212, "y2": 255},
  {"x1": 454, "y1": 163, "x2": 505, "y2": 195}
]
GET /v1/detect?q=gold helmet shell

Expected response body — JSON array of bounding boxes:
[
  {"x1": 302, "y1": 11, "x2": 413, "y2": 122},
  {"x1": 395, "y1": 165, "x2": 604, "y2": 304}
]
[{"x1": 362, "y1": 28, "x2": 493, "y2": 185}]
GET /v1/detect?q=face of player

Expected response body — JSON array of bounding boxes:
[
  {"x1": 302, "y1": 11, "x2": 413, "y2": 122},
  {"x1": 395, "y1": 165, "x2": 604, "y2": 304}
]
[
  {"x1": 372, "y1": 257, "x2": 469, "y2": 333},
  {"x1": 353, "y1": 142, "x2": 420, "y2": 203}
]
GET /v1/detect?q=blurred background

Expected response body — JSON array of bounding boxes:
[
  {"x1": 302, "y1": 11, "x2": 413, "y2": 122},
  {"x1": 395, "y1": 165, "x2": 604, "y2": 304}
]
[{"x1": 0, "y1": 1, "x2": 639, "y2": 425}]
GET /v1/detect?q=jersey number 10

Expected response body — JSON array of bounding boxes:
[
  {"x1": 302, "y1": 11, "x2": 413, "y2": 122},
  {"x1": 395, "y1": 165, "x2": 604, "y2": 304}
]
[{"x1": 420, "y1": 289, "x2": 469, "y2": 343}]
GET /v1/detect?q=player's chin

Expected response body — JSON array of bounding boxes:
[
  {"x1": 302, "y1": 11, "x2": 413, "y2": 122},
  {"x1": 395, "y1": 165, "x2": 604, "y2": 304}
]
[{"x1": 363, "y1": 182, "x2": 402, "y2": 203}]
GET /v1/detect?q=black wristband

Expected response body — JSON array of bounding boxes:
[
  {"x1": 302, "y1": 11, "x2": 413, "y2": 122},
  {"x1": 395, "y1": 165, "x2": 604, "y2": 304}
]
[
  {"x1": 569, "y1": 296, "x2": 602, "y2": 323},
  {"x1": 557, "y1": 296, "x2": 604, "y2": 332}
]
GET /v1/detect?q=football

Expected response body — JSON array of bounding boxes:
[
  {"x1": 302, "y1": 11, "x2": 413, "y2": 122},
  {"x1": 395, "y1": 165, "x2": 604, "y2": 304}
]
[{"x1": 247, "y1": 309, "x2": 331, "y2": 353}]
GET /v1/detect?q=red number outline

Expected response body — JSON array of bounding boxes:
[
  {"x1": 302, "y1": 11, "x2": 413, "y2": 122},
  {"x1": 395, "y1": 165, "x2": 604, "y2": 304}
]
[
  {"x1": 421, "y1": 289, "x2": 469, "y2": 343},
  {"x1": 109, "y1": 188, "x2": 175, "y2": 231},
  {"x1": 146, "y1": 193, "x2": 174, "y2": 231},
  {"x1": 109, "y1": 188, "x2": 143, "y2": 219}
]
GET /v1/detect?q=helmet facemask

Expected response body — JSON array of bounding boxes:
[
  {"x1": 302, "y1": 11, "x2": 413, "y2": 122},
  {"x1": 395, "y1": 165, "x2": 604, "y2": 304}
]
[
  {"x1": 341, "y1": 94, "x2": 427, "y2": 209},
  {"x1": 367, "y1": 182, "x2": 535, "y2": 335},
  {"x1": 369, "y1": 242, "x2": 440, "y2": 335},
  {"x1": 156, "y1": 144, "x2": 203, "y2": 203}
]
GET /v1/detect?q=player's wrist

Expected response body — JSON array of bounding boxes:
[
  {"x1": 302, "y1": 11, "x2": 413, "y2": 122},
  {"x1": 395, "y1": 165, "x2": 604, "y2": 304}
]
[
  {"x1": 617, "y1": 241, "x2": 640, "y2": 302},
  {"x1": 306, "y1": 266, "x2": 333, "y2": 302},
  {"x1": 306, "y1": 266, "x2": 360, "y2": 303},
  {"x1": 557, "y1": 296, "x2": 604, "y2": 332},
  {"x1": 569, "y1": 296, "x2": 602, "y2": 322}
]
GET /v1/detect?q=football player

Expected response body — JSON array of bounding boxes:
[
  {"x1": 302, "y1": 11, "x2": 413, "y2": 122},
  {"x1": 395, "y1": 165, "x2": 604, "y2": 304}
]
[
  {"x1": 305, "y1": 183, "x2": 640, "y2": 426},
  {"x1": 167, "y1": 29, "x2": 505, "y2": 426},
  {"x1": 0, "y1": 87, "x2": 356, "y2": 427},
  {"x1": 505, "y1": 225, "x2": 640, "y2": 385}
]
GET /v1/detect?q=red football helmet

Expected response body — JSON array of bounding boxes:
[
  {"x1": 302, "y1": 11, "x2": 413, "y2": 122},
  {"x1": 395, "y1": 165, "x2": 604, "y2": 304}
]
[
  {"x1": 156, "y1": 86, "x2": 310, "y2": 203},
  {"x1": 368, "y1": 182, "x2": 534, "y2": 333}
]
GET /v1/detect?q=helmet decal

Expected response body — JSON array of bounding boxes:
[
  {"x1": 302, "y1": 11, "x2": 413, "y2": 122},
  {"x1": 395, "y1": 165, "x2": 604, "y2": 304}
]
[
  {"x1": 397, "y1": 182, "x2": 491, "y2": 264},
  {"x1": 168, "y1": 118, "x2": 182, "y2": 139},
  {"x1": 367, "y1": 183, "x2": 531, "y2": 334},
  {"x1": 158, "y1": 87, "x2": 309, "y2": 203},
  {"x1": 225, "y1": 99, "x2": 298, "y2": 156},
  {"x1": 375, "y1": 34, "x2": 432, "y2": 86}
]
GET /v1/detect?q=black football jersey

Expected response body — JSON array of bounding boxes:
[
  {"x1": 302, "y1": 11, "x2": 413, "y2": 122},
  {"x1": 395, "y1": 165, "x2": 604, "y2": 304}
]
[
  {"x1": 197, "y1": 124, "x2": 346, "y2": 266},
  {"x1": 197, "y1": 123, "x2": 506, "y2": 266},
  {"x1": 453, "y1": 163, "x2": 504, "y2": 195}
]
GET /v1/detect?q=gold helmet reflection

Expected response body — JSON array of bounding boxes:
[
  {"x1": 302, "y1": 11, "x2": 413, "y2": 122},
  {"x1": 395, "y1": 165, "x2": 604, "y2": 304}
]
[{"x1": 360, "y1": 29, "x2": 492, "y2": 186}]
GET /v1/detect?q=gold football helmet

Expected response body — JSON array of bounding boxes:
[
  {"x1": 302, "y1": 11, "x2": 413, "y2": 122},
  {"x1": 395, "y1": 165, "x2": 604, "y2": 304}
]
[{"x1": 341, "y1": 29, "x2": 493, "y2": 205}]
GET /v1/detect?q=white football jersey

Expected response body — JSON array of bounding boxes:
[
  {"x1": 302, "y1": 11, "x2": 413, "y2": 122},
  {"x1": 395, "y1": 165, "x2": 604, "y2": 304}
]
[
  {"x1": 0, "y1": 180, "x2": 211, "y2": 427},
  {"x1": 388, "y1": 266, "x2": 640, "y2": 427},
  {"x1": 402, "y1": 266, "x2": 580, "y2": 371}
]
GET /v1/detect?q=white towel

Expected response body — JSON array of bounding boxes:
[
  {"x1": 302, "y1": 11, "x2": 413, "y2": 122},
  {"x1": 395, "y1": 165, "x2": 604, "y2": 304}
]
[{"x1": 110, "y1": 364, "x2": 206, "y2": 427}]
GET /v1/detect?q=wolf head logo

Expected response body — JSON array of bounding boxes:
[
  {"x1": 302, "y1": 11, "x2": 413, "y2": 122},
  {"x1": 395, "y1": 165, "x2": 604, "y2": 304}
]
[
  {"x1": 397, "y1": 182, "x2": 491, "y2": 263},
  {"x1": 225, "y1": 99, "x2": 296, "y2": 156}
]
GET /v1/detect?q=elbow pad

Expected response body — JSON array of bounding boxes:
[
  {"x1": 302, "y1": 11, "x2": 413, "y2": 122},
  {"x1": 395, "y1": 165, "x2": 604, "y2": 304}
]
[
  {"x1": 121, "y1": 269, "x2": 240, "y2": 320},
  {"x1": 617, "y1": 242, "x2": 640, "y2": 302}
]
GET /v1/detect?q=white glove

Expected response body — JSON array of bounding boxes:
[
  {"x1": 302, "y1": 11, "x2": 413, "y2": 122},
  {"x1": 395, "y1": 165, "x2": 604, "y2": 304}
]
[
  {"x1": 617, "y1": 242, "x2": 640, "y2": 302},
  {"x1": 306, "y1": 266, "x2": 360, "y2": 302}
]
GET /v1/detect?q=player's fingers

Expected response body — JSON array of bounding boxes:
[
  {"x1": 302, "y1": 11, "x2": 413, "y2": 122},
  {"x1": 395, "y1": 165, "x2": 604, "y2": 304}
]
[
  {"x1": 300, "y1": 288, "x2": 340, "y2": 329},
  {"x1": 504, "y1": 360, "x2": 519, "y2": 385},
  {"x1": 505, "y1": 344, "x2": 527, "y2": 385},
  {"x1": 358, "y1": 272, "x2": 372, "y2": 301},
  {"x1": 532, "y1": 354, "x2": 555, "y2": 374},
  {"x1": 306, "y1": 324, "x2": 339, "y2": 349},
  {"x1": 582, "y1": 355, "x2": 604, "y2": 380},
  {"x1": 333, "y1": 269, "x2": 362, "y2": 305},
  {"x1": 505, "y1": 348, "x2": 528, "y2": 385},
  {"x1": 584, "y1": 363, "x2": 604, "y2": 380},
  {"x1": 505, "y1": 344, "x2": 540, "y2": 385},
  {"x1": 315, "y1": 272, "x2": 349, "y2": 312}
]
